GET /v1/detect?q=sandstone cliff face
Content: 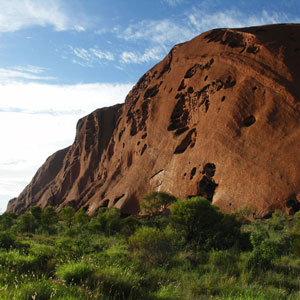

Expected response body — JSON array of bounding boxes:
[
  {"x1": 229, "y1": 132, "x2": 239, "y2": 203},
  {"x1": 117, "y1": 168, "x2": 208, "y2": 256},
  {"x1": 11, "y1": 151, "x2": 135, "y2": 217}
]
[{"x1": 7, "y1": 24, "x2": 300, "y2": 217}]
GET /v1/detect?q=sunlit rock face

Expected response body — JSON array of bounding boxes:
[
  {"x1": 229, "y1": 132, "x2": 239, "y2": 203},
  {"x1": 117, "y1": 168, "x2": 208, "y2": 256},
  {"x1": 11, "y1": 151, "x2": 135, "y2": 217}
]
[{"x1": 7, "y1": 24, "x2": 300, "y2": 217}]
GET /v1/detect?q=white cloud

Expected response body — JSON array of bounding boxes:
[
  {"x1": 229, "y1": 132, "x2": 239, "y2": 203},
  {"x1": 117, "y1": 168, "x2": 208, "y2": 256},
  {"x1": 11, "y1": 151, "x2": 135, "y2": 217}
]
[
  {"x1": 0, "y1": 67, "x2": 55, "y2": 82},
  {"x1": 120, "y1": 9, "x2": 300, "y2": 54},
  {"x1": 0, "y1": 81, "x2": 133, "y2": 212},
  {"x1": 188, "y1": 9, "x2": 300, "y2": 32},
  {"x1": 122, "y1": 19, "x2": 196, "y2": 45},
  {"x1": 13, "y1": 65, "x2": 46, "y2": 74},
  {"x1": 120, "y1": 47, "x2": 164, "y2": 64},
  {"x1": 90, "y1": 49, "x2": 114, "y2": 61},
  {"x1": 0, "y1": 0, "x2": 86, "y2": 32},
  {"x1": 70, "y1": 46, "x2": 115, "y2": 67}
]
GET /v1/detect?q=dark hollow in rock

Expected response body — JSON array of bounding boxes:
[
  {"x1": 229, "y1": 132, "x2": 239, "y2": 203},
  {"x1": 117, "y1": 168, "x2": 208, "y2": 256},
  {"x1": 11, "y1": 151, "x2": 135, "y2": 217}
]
[
  {"x1": 184, "y1": 64, "x2": 199, "y2": 78},
  {"x1": 221, "y1": 96, "x2": 226, "y2": 102},
  {"x1": 204, "y1": 75, "x2": 208, "y2": 81},
  {"x1": 247, "y1": 45, "x2": 260, "y2": 54},
  {"x1": 141, "y1": 133, "x2": 147, "y2": 139},
  {"x1": 118, "y1": 128, "x2": 125, "y2": 141},
  {"x1": 286, "y1": 196, "x2": 300, "y2": 214},
  {"x1": 144, "y1": 84, "x2": 159, "y2": 99},
  {"x1": 198, "y1": 176, "x2": 218, "y2": 201},
  {"x1": 174, "y1": 127, "x2": 189, "y2": 136},
  {"x1": 203, "y1": 163, "x2": 216, "y2": 177},
  {"x1": 174, "y1": 129, "x2": 196, "y2": 154},
  {"x1": 243, "y1": 115, "x2": 256, "y2": 127},
  {"x1": 141, "y1": 144, "x2": 147, "y2": 156},
  {"x1": 171, "y1": 96, "x2": 185, "y2": 119},
  {"x1": 224, "y1": 75, "x2": 236, "y2": 89},
  {"x1": 168, "y1": 118, "x2": 188, "y2": 131},
  {"x1": 138, "y1": 99, "x2": 150, "y2": 131},
  {"x1": 130, "y1": 118, "x2": 138, "y2": 136},
  {"x1": 114, "y1": 194, "x2": 125, "y2": 204},
  {"x1": 178, "y1": 79, "x2": 186, "y2": 91},
  {"x1": 190, "y1": 167, "x2": 197, "y2": 180},
  {"x1": 188, "y1": 86, "x2": 194, "y2": 94},
  {"x1": 127, "y1": 152, "x2": 133, "y2": 167},
  {"x1": 102, "y1": 199, "x2": 109, "y2": 207}
]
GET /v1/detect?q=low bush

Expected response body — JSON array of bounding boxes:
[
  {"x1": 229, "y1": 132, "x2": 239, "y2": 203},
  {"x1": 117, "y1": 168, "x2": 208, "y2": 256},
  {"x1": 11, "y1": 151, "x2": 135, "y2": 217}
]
[
  {"x1": 56, "y1": 261, "x2": 95, "y2": 284},
  {"x1": 90, "y1": 266, "x2": 142, "y2": 299},
  {"x1": 0, "y1": 231, "x2": 16, "y2": 250},
  {"x1": 15, "y1": 280, "x2": 53, "y2": 300},
  {"x1": 129, "y1": 226, "x2": 176, "y2": 267}
]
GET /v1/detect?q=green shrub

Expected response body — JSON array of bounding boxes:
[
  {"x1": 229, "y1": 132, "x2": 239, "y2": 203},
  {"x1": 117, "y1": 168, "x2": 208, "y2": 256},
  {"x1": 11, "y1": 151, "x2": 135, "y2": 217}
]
[
  {"x1": 55, "y1": 237, "x2": 77, "y2": 258},
  {"x1": 269, "y1": 210, "x2": 288, "y2": 231},
  {"x1": 29, "y1": 243, "x2": 55, "y2": 273},
  {"x1": 41, "y1": 206, "x2": 58, "y2": 233},
  {"x1": 128, "y1": 226, "x2": 176, "y2": 266},
  {"x1": 0, "y1": 231, "x2": 16, "y2": 250},
  {"x1": 15, "y1": 213, "x2": 39, "y2": 233},
  {"x1": 171, "y1": 197, "x2": 247, "y2": 250},
  {"x1": 90, "y1": 208, "x2": 121, "y2": 235},
  {"x1": 56, "y1": 261, "x2": 95, "y2": 284},
  {"x1": 247, "y1": 231, "x2": 280, "y2": 271},
  {"x1": 90, "y1": 266, "x2": 142, "y2": 299},
  {"x1": 60, "y1": 206, "x2": 75, "y2": 228},
  {"x1": 0, "y1": 212, "x2": 17, "y2": 230},
  {"x1": 171, "y1": 197, "x2": 223, "y2": 244},
  {"x1": 74, "y1": 208, "x2": 90, "y2": 229},
  {"x1": 140, "y1": 191, "x2": 177, "y2": 215},
  {"x1": 30, "y1": 205, "x2": 42, "y2": 221},
  {"x1": 16, "y1": 280, "x2": 53, "y2": 300},
  {"x1": 0, "y1": 250, "x2": 40, "y2": 273},
  {"x1": 120, "y1": 216, "x2": 141, "y2": 238}
]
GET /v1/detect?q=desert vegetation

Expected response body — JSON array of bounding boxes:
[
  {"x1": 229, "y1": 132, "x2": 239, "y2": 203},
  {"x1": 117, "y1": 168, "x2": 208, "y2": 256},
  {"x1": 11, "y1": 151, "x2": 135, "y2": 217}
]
[{"x1": 1, "y1": 194, "x2": 300, "y2": 299}]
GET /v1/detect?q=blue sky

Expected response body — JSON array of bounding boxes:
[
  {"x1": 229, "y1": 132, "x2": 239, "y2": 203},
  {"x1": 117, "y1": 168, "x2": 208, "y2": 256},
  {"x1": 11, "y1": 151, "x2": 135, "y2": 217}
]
[{"x1": 0, "y1": 0, "x2": 299, "y2": 213}]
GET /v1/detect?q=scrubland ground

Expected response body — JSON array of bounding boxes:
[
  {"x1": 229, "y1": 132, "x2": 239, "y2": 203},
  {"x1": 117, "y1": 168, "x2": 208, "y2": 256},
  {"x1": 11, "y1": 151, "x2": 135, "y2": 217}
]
[{"x1": 1, "y1": 196, "x2": 300, "y2": 300}]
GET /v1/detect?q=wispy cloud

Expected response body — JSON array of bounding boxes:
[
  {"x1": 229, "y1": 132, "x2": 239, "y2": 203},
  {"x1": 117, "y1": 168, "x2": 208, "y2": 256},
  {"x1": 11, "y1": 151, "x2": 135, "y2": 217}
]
[
  {"x1": 187, "y1": 9, "x2": 300, "y2": 32},
  {"x1": 13, "y1": 65, "x2": 46, "y2": 74},
  {"x1": 120, "y1": 9, "x2": 300, "y2": 51},
  {"x1": 122, "y1": 19, "x2": 195, "y2": 45},
  {"x1": 0, "y1": 67, "x2": 55, "y2": 82},
  {"x1": 70, "y1": 46, "x2": 115, "y2": 67},
  {"x1": 120, "y1": 47, "x2": 164, "y2": 64},
  {"x1": 0, "y1": 0, "x2": 87, "y2": 32}
]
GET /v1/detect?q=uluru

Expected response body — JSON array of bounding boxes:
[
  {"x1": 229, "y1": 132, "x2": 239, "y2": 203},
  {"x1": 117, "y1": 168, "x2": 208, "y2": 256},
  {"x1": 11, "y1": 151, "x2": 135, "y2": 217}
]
[{"x1": 7, "y1": 23, "x2": 300, "y2": 218}]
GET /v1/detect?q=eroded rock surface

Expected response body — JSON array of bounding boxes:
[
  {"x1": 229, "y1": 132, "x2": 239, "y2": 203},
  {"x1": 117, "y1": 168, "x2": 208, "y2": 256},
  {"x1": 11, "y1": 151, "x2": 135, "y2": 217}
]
[{"x1": 7, "y1": 24, "x2": 300, "y2": 217}]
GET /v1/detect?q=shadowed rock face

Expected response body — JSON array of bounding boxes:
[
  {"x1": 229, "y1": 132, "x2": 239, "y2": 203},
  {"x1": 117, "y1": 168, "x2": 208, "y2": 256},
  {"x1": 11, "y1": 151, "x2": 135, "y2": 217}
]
[{"x1": 7, "y1": 24, "x2": 300, "y2": 217}]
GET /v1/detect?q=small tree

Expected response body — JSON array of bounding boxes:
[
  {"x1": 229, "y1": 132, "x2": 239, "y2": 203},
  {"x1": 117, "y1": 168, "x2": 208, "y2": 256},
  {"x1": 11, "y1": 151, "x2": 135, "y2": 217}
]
[
  {"x1": 74, "y1": 208, "x2": 90, "y2": 227},
  {"x1": 0, "y1": 213, "x2": 17, "y2": 230},
  {"x1": 140, "y1": 191, "x2": 177, "y2": 215},
  {"x1": 129, "y1": 226, "x2": 176, "y2": 266},
  {"x1": 60, "y1": 206, "x2": 75, "y2": 228},
  {"x1": 41, "y1": 206, "x2": 58, "y2": 233},
  {"x1": 171, "y1": 197, "x2": 222, "y2": 244},
  {"x1": 16, "y1": 212, "x2": 38, "y2": 233},
  {"x1": 30, "y1": 205, "x2": 42, "y2": 221}
]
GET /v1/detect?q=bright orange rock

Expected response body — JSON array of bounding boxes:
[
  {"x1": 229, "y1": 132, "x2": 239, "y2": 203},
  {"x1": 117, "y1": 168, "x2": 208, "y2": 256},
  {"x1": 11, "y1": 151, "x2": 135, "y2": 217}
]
[{"x1": 7, "y1": 24, "x2": 300, "y2": 217}]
